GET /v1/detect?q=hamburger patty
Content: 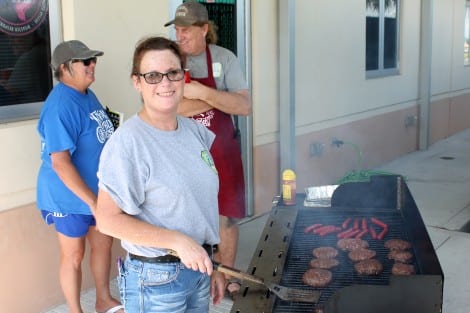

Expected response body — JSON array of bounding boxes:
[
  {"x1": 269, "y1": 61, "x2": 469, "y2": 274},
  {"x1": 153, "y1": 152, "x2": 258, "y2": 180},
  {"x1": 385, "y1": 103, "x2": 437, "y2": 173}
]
[
  {"x1": 302, "y1": 268, "x2": 333, "y2": 287},
  {"x1": 388, "y1": 250, "x2": 413, "y2": 263},
  {"x1": 348, "y1": 248, "x2": 376, "y2": 262},
  {"x1": 384, "y1": 239, "x2": 412, "y2": 250},
  {"x1": 309, "y1": 258, "x2": 339, "y2": 269},
  {"x1": 354, "y1": 259, "x2": 383, "y2": 275},
  {"x1": 392, "y1": 262, "x2": 416, "y2": 275},
  {"x1": 312, "y1": 246, "x2": 338, "y2": 259},
  {"x1": 337, "y1": 238, "x2": 369, "y2": 251}
]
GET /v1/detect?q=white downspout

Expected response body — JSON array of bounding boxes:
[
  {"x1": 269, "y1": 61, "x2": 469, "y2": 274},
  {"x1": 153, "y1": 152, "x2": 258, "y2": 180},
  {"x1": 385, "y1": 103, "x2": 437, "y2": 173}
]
[
  {"x1": 279, "y1": 0, "x2": 296, "y2": 183},
  {"x1": 418, "y1": 0, "x2": 433, "y2": 150}
]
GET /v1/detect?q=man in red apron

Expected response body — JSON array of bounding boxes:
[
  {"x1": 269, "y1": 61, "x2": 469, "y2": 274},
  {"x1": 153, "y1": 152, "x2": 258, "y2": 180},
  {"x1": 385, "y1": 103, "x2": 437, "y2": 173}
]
[{"x1": 165, "y1": 1, "x2": 251, "y2": 299}]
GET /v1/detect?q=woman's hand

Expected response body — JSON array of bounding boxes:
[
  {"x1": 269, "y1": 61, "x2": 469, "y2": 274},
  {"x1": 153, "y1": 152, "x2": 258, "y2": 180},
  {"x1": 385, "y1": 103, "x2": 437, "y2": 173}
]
[
  {"x1": 173, "y1": 238, "x2": 214, "y2": 275},
  {"x1": 210, "y1": 271, "x2": 226, "y2": 305}
]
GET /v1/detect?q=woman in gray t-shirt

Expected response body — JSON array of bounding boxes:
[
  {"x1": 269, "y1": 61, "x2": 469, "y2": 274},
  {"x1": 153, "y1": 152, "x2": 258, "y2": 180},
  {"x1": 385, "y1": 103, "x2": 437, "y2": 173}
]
[{"x1": 96, "y1": 37, "x2": 225, "y2": 312}]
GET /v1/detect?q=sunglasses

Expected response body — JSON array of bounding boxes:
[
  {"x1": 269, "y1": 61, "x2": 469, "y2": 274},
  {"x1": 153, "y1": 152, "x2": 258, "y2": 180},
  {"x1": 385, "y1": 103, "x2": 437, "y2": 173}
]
[
  {"x1": 72, "y1": 57, "x2": 97, "y2": 66},
  {"x1": 136, "y1": 69, "x2": 185, "y2": 84}
]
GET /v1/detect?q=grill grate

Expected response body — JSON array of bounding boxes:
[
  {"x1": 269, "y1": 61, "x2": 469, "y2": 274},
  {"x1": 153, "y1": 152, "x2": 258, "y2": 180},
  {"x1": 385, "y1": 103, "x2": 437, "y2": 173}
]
[{"x1": 273, "y1": 207, "x2": 419, "y2": 312}]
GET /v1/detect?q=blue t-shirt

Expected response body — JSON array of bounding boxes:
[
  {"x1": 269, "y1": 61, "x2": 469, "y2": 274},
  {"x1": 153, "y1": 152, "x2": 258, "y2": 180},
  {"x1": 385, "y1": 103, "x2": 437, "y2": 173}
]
[{"x1": 36, "y1": 82, "x2": 114, "y2": 214}]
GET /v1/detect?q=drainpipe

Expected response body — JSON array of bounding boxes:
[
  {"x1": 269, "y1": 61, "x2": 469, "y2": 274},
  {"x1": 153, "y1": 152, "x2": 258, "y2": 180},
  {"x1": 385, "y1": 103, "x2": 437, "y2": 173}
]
[
  {"x1": 238, "y1": 0, "x2": 254, "y2": 216},
  {"x1": 279, "y1": 0, "x2": 296, "y2": 182},
  {"x1": 418, "y1": 0, "x2": 433, "y2": 150}
]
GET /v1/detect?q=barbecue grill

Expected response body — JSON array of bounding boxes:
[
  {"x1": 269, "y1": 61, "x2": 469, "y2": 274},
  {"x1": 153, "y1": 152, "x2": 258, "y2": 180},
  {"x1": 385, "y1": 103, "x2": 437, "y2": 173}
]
[{"x1": 231, "y1": 175, "x2": 443, "y2": 313}]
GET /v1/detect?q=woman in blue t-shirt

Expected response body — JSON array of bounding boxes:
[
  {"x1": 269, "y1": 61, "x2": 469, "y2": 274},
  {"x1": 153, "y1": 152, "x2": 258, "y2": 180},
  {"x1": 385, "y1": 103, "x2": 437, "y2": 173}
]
[{"x1": 36, "y1": 40, "x2": 123, "y2": 313}]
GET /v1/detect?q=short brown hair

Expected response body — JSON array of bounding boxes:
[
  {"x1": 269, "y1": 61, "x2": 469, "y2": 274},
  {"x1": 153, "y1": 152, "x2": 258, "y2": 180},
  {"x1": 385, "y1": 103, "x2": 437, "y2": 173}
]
[{"x1": 131, "y1": 36, "x2": 185, "y2": 77}]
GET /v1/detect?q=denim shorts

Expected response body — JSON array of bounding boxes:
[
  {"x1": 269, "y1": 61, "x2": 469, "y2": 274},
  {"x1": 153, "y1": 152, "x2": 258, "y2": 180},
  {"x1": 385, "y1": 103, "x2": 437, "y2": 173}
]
[
  {"x1": 41, "y1": 210, "x2": 96, "y2": 238},
  {"x1": 118, "y1": 256, "x2": 210, "y2": 313}
]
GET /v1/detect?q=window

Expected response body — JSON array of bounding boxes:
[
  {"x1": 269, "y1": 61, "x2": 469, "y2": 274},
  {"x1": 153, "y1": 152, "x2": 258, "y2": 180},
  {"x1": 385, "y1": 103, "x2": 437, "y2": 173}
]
[
  {"x1": 0, "y1": 0, "x2": 60, "y2": 123},
  {"x1": 465, "y1": 1, "x2": 470, "y2": 66},
  {"x1": 366, "y1": 0, "x2": 400, "y2": 78},
  {"x1": 199, "y1": 0, "x2": 237, "y2": 54}
]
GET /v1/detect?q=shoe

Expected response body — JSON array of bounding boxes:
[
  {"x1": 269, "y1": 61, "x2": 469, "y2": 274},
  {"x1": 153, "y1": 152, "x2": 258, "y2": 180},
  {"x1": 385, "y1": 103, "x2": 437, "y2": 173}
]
[{"x1": 95, "y1": 304, "x2": 124, "y2": 313}]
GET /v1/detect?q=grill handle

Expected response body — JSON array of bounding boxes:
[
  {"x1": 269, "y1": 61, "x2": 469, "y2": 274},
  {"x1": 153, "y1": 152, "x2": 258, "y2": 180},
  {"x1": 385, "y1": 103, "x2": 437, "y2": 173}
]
[
  {"x1": 167, "y1": 249, "x2": 264, "y2": 284},
  {"x1": 212, "y1": 261, "x2": 265, "y2": 285}
]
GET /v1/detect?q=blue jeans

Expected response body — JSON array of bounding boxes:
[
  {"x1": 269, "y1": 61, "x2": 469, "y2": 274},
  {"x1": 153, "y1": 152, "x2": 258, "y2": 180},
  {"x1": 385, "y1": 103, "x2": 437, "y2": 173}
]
[{"x1": 117, "y1": 256, "x2": 210, "y2": 313}]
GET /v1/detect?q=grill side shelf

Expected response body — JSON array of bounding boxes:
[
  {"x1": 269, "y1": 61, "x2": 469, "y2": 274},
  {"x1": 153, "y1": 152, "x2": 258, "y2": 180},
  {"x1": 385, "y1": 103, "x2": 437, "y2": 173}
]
[{"x1": 230, "y1": 207, "x2": 299, "y2": 312}]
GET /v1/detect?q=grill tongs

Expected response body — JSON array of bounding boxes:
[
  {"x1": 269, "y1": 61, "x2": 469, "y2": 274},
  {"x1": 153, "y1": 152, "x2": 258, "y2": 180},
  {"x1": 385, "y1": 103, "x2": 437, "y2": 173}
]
[
  {"x1": 213, "y1": 261, "x2": 320, "y2": 303},
  {"x1": 168, "y1": 250, "x2": 320, "y2": 302}
]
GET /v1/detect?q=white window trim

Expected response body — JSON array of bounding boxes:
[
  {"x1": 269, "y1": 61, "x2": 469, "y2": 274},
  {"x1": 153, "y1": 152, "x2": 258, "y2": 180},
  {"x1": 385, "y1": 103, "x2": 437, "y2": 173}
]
[
  {"x1": 464, "y1": 0, "x2": 470, "y2": 66},
  {"x1": 366, "y1": 0, "x2": 401, "y2": 79}
]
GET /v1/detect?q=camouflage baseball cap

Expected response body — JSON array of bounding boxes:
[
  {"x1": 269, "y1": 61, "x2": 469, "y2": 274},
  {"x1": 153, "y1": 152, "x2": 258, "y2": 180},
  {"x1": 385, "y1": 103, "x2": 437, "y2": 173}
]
[{"x1": 164, "y1": 1, "x2": 208, "y2": 27}]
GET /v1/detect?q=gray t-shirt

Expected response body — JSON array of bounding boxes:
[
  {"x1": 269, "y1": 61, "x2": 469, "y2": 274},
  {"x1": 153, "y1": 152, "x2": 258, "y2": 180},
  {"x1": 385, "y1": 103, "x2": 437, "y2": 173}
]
[
  {"x1": 98, "y1": 114, "x2": 219, "y2": 257},
  {"x1": 186, "y1": 44, "x2": 247, "y2": 92}
]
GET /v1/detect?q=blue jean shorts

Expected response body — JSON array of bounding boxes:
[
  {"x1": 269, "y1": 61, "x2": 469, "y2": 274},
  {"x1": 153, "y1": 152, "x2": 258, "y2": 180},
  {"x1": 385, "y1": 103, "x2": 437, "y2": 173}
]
[
  {"x1": 118, "y1": 256, "x2": 210, "y2": 313},
  {"x1": 41, "y1": 210, "x2": 96, "y2": 238}
]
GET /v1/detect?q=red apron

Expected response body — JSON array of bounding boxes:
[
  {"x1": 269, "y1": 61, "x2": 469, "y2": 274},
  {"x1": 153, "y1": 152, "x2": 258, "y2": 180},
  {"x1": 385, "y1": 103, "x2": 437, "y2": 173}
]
[{"x1": 190, "y1": 46, "x2": 246, "y2": 218}]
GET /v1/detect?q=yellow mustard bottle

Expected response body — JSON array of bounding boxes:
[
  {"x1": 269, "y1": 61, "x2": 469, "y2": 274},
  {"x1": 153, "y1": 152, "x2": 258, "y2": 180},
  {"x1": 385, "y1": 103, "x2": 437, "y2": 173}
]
[{"x1": 282, "y1": 169, "x2": 296, "y2": 205}]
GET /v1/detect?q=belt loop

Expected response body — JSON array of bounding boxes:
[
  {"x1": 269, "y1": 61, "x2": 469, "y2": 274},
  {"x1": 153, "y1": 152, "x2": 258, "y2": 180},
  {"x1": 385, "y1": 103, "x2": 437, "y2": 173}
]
[{"x1": 203, "y1": 243, "x2": 214, "y2": 260}]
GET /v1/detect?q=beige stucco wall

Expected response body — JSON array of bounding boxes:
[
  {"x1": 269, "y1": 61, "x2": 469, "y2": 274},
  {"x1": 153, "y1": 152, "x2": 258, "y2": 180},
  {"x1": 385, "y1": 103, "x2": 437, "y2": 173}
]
[
  {"x1": 251, "y1": 0, "x2": 278, "y2": 146},
  {"x1": 0, "y1": 203, "x2": 124, "y2": 313},
  {"x1": 295, "y1": 0, "x2": 420, "y2": 131},
  {"x1": 0, "y1": 120, "x2": 40, "y2": 210},
  {"x1": 61, "y1": 0, "x2": 172, "y2": 121},
  {"x1": 251, "y1": 0, "x2": 470, "y2": 213},
  {"x1": 0, "y1": 1, "x2": 175, "y2": 210},
  {"x1": 0, "y1": 1, "x2": 171, "y2": 312}
]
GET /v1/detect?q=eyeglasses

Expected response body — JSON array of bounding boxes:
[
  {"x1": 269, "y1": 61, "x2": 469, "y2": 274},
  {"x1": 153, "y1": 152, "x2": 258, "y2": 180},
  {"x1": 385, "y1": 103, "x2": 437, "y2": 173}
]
[
  {"x1": 136, "y1": 69, "x2": 185, "y2": 84},
  {"x1": 72, "y1": 57, "x2": 97, "y2": 66}
]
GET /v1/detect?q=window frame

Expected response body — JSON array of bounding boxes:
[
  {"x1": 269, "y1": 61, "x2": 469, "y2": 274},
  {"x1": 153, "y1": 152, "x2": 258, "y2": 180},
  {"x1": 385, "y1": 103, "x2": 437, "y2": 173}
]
[
  {"x1": 464, "y1": 0, "x2": 470, "y2": 66},
  {"x1": 366, "y1": 0, "x2": 401, "y2": 79},
  {"x1": 0, "y1": 0, "x2": 62, "y2": 124}
]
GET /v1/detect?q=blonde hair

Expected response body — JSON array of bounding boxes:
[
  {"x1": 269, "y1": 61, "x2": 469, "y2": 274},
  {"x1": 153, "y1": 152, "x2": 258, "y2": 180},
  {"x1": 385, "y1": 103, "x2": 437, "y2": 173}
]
[{"x1": 194, "y1": 21, "x2": 218, "y2": 45}]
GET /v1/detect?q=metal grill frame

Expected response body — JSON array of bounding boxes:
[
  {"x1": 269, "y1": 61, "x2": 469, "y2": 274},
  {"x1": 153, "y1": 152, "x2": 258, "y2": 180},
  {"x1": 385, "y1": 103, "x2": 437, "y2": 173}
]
[{"x1": 231, "y1": 175, "x2": 443, "y2": 313}]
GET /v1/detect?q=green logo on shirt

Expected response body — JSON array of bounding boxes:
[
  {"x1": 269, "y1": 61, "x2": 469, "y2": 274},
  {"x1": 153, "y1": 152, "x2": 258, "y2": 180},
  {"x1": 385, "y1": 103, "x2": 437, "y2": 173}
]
[{"x1": 201, "y1": 150, "x2": 217, "y2": 174}]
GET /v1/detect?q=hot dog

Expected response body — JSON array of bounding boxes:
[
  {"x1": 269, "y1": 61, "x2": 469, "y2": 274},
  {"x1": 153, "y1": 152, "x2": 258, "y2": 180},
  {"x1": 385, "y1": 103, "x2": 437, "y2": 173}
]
[
  {"x1": 313, "y1": 225, "x2": 334, "y2": 234},
  {"x1": 337, "y1": 227, "x2": 355, "y2": 238},
  {"x1": 355, "y1": 229, "x2": 368, "y2": 239},
  {"x1": 304, "y1": 223, "x2": 323, "y2": 233},
  {"x1": 342, "y1": 217, "x2": 352, "y2": 229},
  {"x1": 342, "y1": 228, "x2": 361, "y2": 239},
  {"x1": 377, "y1": 226, "x2": 389, "y2": 240},
  {"x1": 318, "y1": 226, "x2": 342, "y2": 236},
  {"x1": 369, "y1": 226, "x2": 378, "y2": 239},
  {"x1": 370, "y1": 217, "x2": 387, "y2": 229},
  {"x1": 353, "y1": 218, "x2": 360, "y2": 230}
]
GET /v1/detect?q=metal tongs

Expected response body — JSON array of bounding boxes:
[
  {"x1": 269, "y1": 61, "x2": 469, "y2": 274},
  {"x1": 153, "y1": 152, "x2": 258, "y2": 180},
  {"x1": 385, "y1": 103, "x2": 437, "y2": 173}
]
[
  {"x1": 169, "y1": 249, "x2": 320, "y2": 303},
  {"x1": 213, "y1": 261, "x2": 320, "y2": 303}
]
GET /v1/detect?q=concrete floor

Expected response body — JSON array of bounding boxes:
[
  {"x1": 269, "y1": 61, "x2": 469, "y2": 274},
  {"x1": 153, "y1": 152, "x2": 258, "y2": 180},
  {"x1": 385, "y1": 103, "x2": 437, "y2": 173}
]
[
  {"x1": 377, "y1": 129, "x2": 470, "y2": 313},
  {"x1": 44, "y1": 128, "x2": 470, "y2": 313}
]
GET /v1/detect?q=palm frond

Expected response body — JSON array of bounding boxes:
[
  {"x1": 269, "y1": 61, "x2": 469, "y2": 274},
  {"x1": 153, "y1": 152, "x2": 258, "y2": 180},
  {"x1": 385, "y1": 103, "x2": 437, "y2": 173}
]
[{"x1": 366, "y1": 0, "x2": 395, "y2": 10}]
